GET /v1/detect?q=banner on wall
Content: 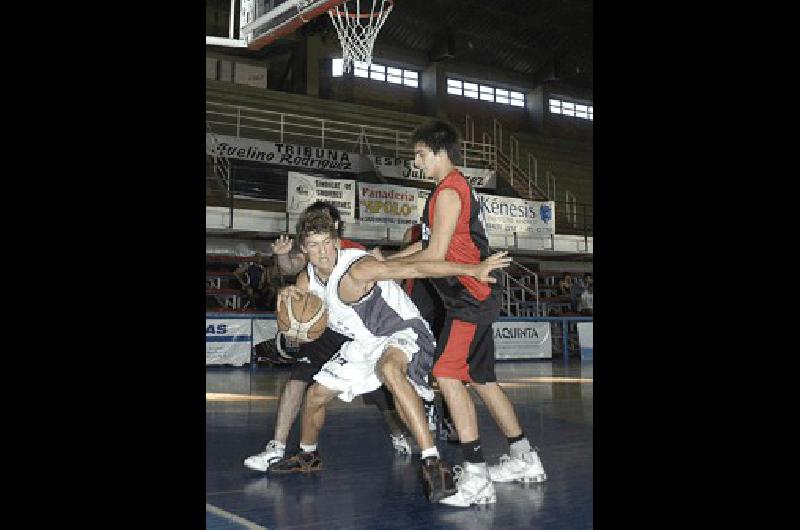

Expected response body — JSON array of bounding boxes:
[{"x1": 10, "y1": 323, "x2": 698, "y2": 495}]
[
  {"x1": 252, "y1": 318, "x2": 278, "y2": 345},
  {"x1": 205, "y1": 135, "x2": 496, "y2": 188},
  {"x1": 577, "y1": 322, "x2": 593, "y2": 360},
  {"x1": 206, "y1": 319, "x2": 252, "y2": 366},
  {"x1": 493, "y1": 321, "x2": 552, "y2": 359},
  {"x1": 287, "y1": 172, "x2": 356, "y2": 222},
  {"x1": 357, "y1": 182, "x2": 422, "y2": 225},
  {"x1": 207, "y1": 134, "x2": 369, "y2": 173},
  {"x1": 370, "y1": 156, "x2": 496, "y2": 188},
  {"x1": 478, "y1": 194, "x2": 556, "y2": 235}
]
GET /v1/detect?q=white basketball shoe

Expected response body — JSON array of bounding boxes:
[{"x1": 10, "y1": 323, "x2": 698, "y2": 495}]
[
  {"x1": 439, "y1": 463, "x2": 497, "y2": 507},
  {"x1": 243, "y1": 440, "x2": 286, "y2": 471},
  {"x1": 488, "y1": 448, "x2": 547, "y2": 483}
]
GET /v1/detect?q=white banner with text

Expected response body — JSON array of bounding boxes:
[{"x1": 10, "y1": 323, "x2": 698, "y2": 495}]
[
  {"x1": 287, "y1": 172, "x2": 356, "y2": 222},
  {"x1": 493, "y1": 321, "x2": 552, "y2": 359},
  {"x1": 478, "y1": 194, "x2": 556, "y2": 235},
  {"x1": 357, "y1": 182, "x2": 423, "y2": 225},
  {"x1": 207, "y1": 134, "x2": 371, "y2": 172},
  {"x1": 206, "y1": 319, "x2": 252, "y2": 366},
  {"x1": 371, "y1": 156, "x2": 496, "y2": 188}
]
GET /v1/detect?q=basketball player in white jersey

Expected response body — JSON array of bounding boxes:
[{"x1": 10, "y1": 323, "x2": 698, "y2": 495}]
[{"x1": 267, "y1": 208, "x2": 511, "y2": 503}]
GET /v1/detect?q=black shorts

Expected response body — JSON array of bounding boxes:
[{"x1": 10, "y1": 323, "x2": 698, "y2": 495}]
[
  {"x1": 408, "y1": 278, "x2": 445, "y2": 337},
  {"x1": 432, "y1": 314, "x2": 496, "y2": 384},
  {"x1": 361, "y1": 385, "x2": 395, "y2": 410},
  {"x1": 289, "y1": 327, "x2": 351, "y2": 382}
]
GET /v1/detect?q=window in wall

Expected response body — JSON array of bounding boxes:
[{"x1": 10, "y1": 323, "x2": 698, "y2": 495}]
[
  {"x1": 463, "y1": 82, "x2": 479, "y2": 99},
  {"x1": 495, "y1": 88, "x2": 509, "y2": 104},
  {"x1": 370, "y1": 63, "x2": 386, "y2": 81},
  {"x1": 353, "y1": 60, "x2": 369, "y2": 78},
  {"x1": 509, "y1": 91, "x2": 525, "y2": 107},
  {"x1": 332, "y1": 58, "x2": 344, "y2": 77},
  {"x1": 331, "y1": 59, "x2": 419, "y2": 88},
  {"x1": 447, "y1": 79, "x2": 462, "y2": 95},
  {"x1": 446, "y1": 77, "x2": 526, "y2": 108},
  {"x1": 549, "y1": 97, "x2": 593, "y2": 121},
  {"x1": 387, "y1": 67, "x2": 402, "y2": 84}
]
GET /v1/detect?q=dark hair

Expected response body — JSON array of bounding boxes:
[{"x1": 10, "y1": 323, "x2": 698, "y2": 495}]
[
  {"x1": 296, "y1": 207, "x2": 338, "y2": 247},
  {"x1": 305, "y1": 200, "x2": 344, "y2": 237},
  {"x1": 410, "y1": 119, "x2": 463, "y2": 165}
]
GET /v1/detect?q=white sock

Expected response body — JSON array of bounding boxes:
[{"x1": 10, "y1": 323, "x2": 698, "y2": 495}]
[
  {"x1": 300, "y1": 443, "x2": 317, "y2": 453},
  {"x1": 509, "y1": 438, "x2": 532, "y2": 459},
  {"x1": 270, "y1": 440, "x2": 286, "y2": 450},
  {"x1": 420, "y1": 447, "x2": 440, "y2": 460}
]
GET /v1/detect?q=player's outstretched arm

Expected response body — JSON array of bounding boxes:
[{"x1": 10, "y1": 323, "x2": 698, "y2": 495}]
[
  {"x1": 349, "y1": 252, "x2": 511, "y2": 284},
  {"x1": 384, "y1": 189, "x2": 461, "y2": 263}
]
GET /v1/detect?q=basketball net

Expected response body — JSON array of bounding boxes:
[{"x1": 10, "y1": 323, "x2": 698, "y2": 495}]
[{"x1": 328, "y1": 0, "x2": 394, "y2": 73}]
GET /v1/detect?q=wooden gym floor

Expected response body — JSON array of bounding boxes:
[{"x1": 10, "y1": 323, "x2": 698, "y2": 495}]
[{"x1": 206, "y1": 359, "x2": 593, "y2": 529}]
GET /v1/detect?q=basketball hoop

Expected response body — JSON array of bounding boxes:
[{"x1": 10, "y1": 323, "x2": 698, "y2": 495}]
[{"x1": 328, "y1": 0, "x2": 394, "y2": 73}]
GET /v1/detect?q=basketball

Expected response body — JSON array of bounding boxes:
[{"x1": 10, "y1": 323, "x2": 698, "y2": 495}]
[{"x1": 276, "y1": 291, "x2": 327, "y2": 342}]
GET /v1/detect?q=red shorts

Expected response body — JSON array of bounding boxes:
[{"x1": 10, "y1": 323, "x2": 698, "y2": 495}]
[{"x1": 431, "y1": 315, "x2": 496, "y2": 384}]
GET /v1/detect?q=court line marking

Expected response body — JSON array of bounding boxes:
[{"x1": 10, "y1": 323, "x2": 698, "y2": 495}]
[
  {"x1": 500, "y1": 377, "x2": 593, "y2": 383},
  {"x1": 206, "y1": 503, "x2": 268, "y2": 530},
  {"x1": 206, "y1": 393, "x2": 278, "y2": 401}
]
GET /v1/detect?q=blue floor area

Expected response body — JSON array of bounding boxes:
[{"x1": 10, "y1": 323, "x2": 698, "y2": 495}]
[{"x1": 206, "y1": 360, "x2": 593, "y2": 529}]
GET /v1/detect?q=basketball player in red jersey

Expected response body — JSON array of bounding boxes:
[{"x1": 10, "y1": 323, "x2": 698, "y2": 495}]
[{"x1": 384, "y1": 120, "x2": 547, "y2": 507}]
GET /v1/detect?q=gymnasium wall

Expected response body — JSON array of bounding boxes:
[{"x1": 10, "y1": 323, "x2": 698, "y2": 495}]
[{"x1": 206, "y1": 36, "x2": 592, "y2": 205}]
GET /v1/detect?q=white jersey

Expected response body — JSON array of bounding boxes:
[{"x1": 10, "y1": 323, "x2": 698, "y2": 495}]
[
  {"x1": 308, "y1": 248, "x2": 435, "y2": 402},
  {"x1": 305, "y1": 260, "x2": 328, "y2": 301}
]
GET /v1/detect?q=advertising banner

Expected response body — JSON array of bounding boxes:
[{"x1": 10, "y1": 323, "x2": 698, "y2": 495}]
[
  {"x1": 206, "y1": 319, "x2": 252, "y2": 366},
  {"x1": 493, "y1": 321, "x2": 552, "y2": 359},
  {"x1": 287, "y1": 172, "x2": 356, "y2": 222},
  {"x1": 252, "y1": 318, "x2": 278, "y2": 346},
  {"x1": 357, "y1": 182, "x2": 422, "y2": 225},
  {"x1": 205, "y1": 135, "x2": 496, "y2": 188},
  {"x1": 478, "y1": 194, "x2": 556, "y2": 235},
  {"x1": 577, "y1": 322, "x2": 593, "y2": 360},
  {"x1": 207, "y1": 134, "x2": 367, "y2": 173},
  {"x1": 370, "y1": 156, "x2": 496, "y2": 188}
]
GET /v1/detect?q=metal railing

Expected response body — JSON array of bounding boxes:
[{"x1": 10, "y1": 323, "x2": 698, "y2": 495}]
[
  {"x1": 500, "y1": 263, "x2": 540, "y2": 317},
  {"x1": 207, "y1": 101, "x2": 496, "y2": 170}
]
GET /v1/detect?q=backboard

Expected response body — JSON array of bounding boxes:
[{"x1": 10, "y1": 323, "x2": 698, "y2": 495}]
[{"x1": 206, "y1": 0, "x2": 346, "y2": 49}]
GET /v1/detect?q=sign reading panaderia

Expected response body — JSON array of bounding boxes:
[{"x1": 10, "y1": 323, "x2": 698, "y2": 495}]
[
  {"x1": 478, "y1": 193, "x2": 556, "y2": 235},
  {"x1": 358, "y1": 182, "x2": 422, "y2": 225}
]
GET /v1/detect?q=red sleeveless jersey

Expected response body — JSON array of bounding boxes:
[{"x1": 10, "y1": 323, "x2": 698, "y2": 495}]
[
  {"x1": 340, "y1": 239, "x2": 365, "y2": 250},
  {"x1": 422, "y1": 169, "x2": 500, "y2": 323}
]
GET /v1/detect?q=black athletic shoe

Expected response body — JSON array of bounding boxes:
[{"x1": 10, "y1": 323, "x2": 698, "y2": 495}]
[
  {"x1": 420, "y1": 456, "x2": 457, "y2": 502},
  {"x1": 268, "y1": 451, "x2": 323, "y2": 474}
]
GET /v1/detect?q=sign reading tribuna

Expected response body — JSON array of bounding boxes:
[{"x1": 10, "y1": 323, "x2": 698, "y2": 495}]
[{"x1": 207, "y1": 134, "x2": 496, "y2": 188}]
